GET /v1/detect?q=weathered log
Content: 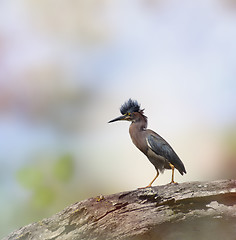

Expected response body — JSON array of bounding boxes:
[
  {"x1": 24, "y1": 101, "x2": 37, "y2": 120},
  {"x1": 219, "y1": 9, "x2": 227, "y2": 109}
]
[{"x1": 3, "y1": 180, "x2": 236, "y2": 240}]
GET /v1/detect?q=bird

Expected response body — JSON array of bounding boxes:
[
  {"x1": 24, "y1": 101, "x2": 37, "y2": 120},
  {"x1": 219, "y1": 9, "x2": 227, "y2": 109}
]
[{"x1": 108, "y1": 99, "x2": 186, "y2": 188}]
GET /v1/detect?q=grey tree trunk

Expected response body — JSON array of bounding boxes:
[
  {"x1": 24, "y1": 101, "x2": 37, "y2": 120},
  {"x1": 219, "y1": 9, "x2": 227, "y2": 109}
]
[{"x1": 3, "y1": 180, "x2": 236, "y2": 240}]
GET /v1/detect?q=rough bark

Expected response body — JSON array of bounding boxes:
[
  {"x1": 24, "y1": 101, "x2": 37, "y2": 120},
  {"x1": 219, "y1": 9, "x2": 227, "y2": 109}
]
[{"x1": 3, "y1": 180, "x2": 236, "y2": 240}]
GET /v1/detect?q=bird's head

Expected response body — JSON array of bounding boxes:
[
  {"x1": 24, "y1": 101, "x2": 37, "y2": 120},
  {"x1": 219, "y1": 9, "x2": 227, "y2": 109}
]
[{"x1": 108, "y1": 99, "x2": 145, "y2": 123}]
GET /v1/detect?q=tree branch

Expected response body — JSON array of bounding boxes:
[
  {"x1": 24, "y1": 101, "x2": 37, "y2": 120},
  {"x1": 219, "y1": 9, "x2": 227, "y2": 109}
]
[{"x1": 4, "y1": 180, "x2": 236, "y2": 240}]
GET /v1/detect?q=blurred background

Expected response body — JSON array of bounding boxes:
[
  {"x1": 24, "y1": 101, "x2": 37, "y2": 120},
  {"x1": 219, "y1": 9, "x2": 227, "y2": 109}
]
[{"x1": 0, "y1": 0, "x2": 236, "y2": 238}]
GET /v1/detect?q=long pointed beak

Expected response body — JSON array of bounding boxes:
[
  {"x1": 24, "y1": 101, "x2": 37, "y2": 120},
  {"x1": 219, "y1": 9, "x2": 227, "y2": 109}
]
[{"x1": 108, "y1": 115, "x2": 127, "y2": 123}]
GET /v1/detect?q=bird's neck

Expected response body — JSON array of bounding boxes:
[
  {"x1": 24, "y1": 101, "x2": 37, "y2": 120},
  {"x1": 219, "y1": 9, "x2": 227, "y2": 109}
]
[
  {"x1": 129, "y1": 113, "x2": 148, "y2": 153},
  {"x1": 130, "y1": 113, "x2": 148, "y2": 132}
]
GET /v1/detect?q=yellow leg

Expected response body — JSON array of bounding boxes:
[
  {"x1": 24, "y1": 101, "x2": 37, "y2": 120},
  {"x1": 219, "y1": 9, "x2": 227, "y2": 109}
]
[
  {"x1": 139, "y1": 170, "x2": 159, "y2": 188},
  {"x1": 169, "y1": 163, "x2": 177, "y2": 184}
]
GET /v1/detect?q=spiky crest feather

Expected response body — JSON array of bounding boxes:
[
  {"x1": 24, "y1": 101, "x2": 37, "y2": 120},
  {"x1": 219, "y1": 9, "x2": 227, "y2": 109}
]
[{"x1": 120, "y1": 99, "x2": 142, "y2": 115}]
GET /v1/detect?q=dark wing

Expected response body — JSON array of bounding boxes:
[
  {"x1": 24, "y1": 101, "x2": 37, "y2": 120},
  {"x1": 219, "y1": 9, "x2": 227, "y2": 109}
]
[{"x1": 146, "y1": 134, "x2": 186, "y2": 175}]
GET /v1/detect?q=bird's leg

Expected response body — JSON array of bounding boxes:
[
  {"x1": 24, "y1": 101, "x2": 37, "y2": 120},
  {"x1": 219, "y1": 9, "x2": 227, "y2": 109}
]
[
  {"x1": 139, "y1": 170, "x2": 159, "y2": 189},
  {"x1": 169, "y1": 163, "x2": 177, "y2": 184}
]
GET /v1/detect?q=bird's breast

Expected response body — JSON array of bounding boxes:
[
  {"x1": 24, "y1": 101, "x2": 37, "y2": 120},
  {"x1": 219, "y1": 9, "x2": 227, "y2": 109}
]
[{"x1": 129, "y1": 127, "x2": 148, "y2": 154}]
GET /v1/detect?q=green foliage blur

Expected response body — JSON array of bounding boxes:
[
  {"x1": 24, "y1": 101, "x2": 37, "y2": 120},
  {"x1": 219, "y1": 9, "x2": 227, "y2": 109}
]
[
  {"x1": 9, "y1": 152, "x2": 83, "y2": 235},
  {"x1": 16, "y1": 154, "x2": 74, "y2": 208},
  {"x1": 53, "y1": 154, "x2": 74, "y2": 182}
]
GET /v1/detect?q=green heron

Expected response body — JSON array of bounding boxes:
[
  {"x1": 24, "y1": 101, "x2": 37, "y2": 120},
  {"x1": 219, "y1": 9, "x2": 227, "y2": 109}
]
[{"x1": 109, "y1": 99, "x2": 186, "y2": 188}]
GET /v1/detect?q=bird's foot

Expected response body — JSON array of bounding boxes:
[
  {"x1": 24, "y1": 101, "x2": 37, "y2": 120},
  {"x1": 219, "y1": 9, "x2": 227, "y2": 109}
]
[
  {"x1": 169, "y1": 181, "x2": 178, "y2": 185},
  {"x1": 138, "y1": 184, "x2": 152, "y2": 189}
]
